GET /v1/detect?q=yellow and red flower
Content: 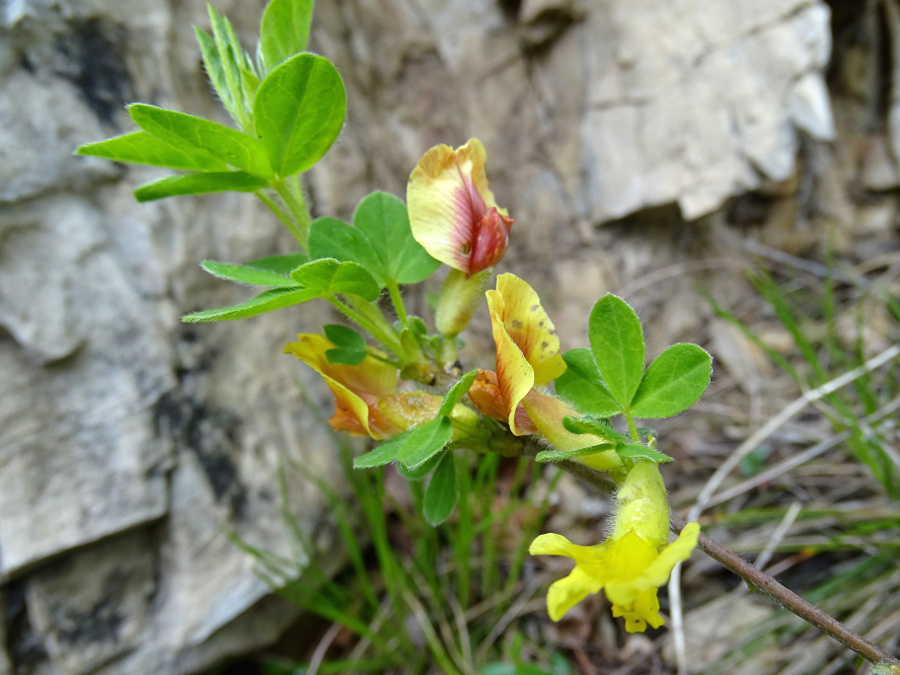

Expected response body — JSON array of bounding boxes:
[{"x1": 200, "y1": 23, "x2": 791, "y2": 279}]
[
  {"x1": 407, "y1": 138, "x2": 513, "y2": 277},
  {"x1": 284, "y1": 333, "x2": 442, "y2": 440},
  {"x1": 407, "y1": 139, "x2": 515, "y2": 338},
  {"x1": 467, "y1": 273, "x2": 565, "y2": 430},
  {"x1": 530, "y1": 461, "x2": 700, "y2": 632},
  {"x1": 469, "y1": 273, "x2": 622, "y2": 471}
]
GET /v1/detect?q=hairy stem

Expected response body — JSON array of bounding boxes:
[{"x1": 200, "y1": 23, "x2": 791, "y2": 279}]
[
  {"x1": 624, "y1": 411, "x2": 640, "y2": 442},
  {"x1": 386, "y1": 279, "x2": 409, "y2": 326},
  {"x1": 255, "y1": 189, "x2": 301, "y2": 244},
  {"x1": 273, "y1": 177, "x2": 311, "y2": 249},
  {"x1": 668, "y1": 511, "x2": 900, "y2": 667}
]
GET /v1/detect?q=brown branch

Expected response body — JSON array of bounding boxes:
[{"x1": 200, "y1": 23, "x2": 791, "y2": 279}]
[{"x1": 668, "y1": 511, "x2": 900, "y2": 667}]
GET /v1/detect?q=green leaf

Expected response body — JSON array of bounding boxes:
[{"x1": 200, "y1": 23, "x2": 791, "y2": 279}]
[
  {"x1": 353, "y1": 431, "x2": 410, "y2": 469},
  {"x1": 308, "y1": 193, "x2": 440, "y2": 288},
  {"x1": 554, "y1": 348, "x2": 621, "y2": 417},
  {"x1": 200, "y1": 260, "x2": 303, "y2": 287},
  {"x1": 238, "y1": 61, "x2": 260, "y2": 104},
  {"x1": 323, "y1": 324, "x2": 368, "y2": 365},
  {"x1": 308, "y1": 217, "x2": 384, "y2": 285},
  {"x1": 128, "y1": 104, "x2": 273, "y2": 177},
  {"x1": 289, "y1": 258, "x2": 380, "y2": 301},
  {"x1": 353, "y1": 191, "x2": 440, "y2": 284},
  {"x1": 194, "y1": 27, "x2": 238, "y2": 123},
  {"x1": 182, "y1": 286, "x2": 318, "y2": 322},
  {"x1": 561, "y1": 416, "x2": 629, "y2": 444},
  {"x1": 253, "y1": 53, "x2": 346, "y2": 176},
  {"x1": 438, "y1": 370, "x2": 478, "y2": 417},
  {"x1": 396, "y1": 416, "x2": 453, "y2": 469},
  {"x1": 589, "y1": 294, "x2": 645, "y2": 408},
  {"x1": 423, "y1": 452, "x2": 458, "y2": 525},
  {"x1": 615, "y1": 442, "x2": 673, "y2": 463},
  {"x1": 397, "y1": 452, "x2": 442, "y2": 480},
  {"x1": 75, "y1": 131, "x2": 229, "y2": 172},
  {"x1": 324, "y1": 324, "x2": 366, "y2": 349},
  {"x1": 257, "y1": 0, "x2": 314, "y2": 74},
  {"x1": 324, "y1": 347, "x2": 367, "y2": 366},
  {"x1": 134, "y1": 171, "x2": 268, "y2": 202},
  {"x1": 629, "y1": 343, "x2": 712, "y2": 418},
  {"x1": 247, "y1": 253, "x2": 309, "y2": 276},
  {"x1": 407, "y1": 316, "x2": 428, "y2": 337},
  {"x1": 207, "y1": 4, "x2": 255, "y2": 128},
  {"x1": 534, "y1": 444, "x2": 615, "y2": 463}
]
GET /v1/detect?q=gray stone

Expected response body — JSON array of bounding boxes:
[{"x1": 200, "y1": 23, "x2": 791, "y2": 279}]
[{"x1": 26, "y1": 531, "x2": 156, "y2": 674}]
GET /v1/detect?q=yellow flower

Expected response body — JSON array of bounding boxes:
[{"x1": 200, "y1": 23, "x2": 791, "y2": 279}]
[
  {"x1": 481, "y1": 273, "x2": 565, "y2": 433},
  {"x1": 530, "y1": 461, "x2": 700, "y2": 632},
  {"x1": 407, "y1": 138, "x2": 513, "y2": 277},
  {"x1": 284, "y1": 334, "x2": 442, "y2": 440}
]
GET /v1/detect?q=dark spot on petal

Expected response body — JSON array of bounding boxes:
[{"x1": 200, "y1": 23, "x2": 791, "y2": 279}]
[{"x1": 530, "y1": 304, "x2": 539, "y2": 312}]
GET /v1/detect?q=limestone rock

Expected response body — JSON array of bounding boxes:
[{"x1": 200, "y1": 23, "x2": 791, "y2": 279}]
[
  {"x1": 1, "y1": 2, "x2": 336, "y2": 673},
  {"x1": 311, "y1": 0, "x2": 833, "y2": 231},
  {"x1": 0, "y1": 0, "x2": 835, "y2": 673}
]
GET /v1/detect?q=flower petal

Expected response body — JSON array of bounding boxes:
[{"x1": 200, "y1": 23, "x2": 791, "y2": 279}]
[
  {"x1": 470, "y1": 207, "x2": 513, "y2": 274},
  {"x1": 323, "y1": 372, "x2": 396, "y2": 438},
  {"x1": 469, "y1": 369, "x2": 537, "y2": 433},
  {"x1": 285, "y1": 333, "x2": 398, "y2": 398},
  {"x1": 487, "y1": 289, "x2": 535, "y2": 435},
  {"x1": 285, "y1": 333, "x2": 399, "y2": 439},
  {"x1": 494, "y1": 274, "x2": 565, "y2": 385},
  {"x1": 611, "y1": 587, "x2": 663, "y2": 633},
  {"x1": 546, "y1": 565, "x2": 603, "y2": 622},
  {"x1": 529, "y1": 532, "x2": 594, "y2": 559},
  {"x1": 407, "y1": 138, "x2": 509, "y2": 275},
  {"x1": 605, "y1": 522, "x2": 700, "y2": 608}
]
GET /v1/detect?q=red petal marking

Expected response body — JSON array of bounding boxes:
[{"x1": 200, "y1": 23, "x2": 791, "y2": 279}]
[
  {"x1": 513, "y1": 404, "x2": 538, "y2": 435},
  {"x1": 468, "y1": 370, "x2": 507, "y2": 421},
  {"x1": 328, "y1": 407, "x2": 369, "y2": 436},
  {"x1": 470, "y1": 208, "x2": 513, "y2": 276},
  {"x1": 468, "y1": 369, "x2": 537, "y2": 434},
  {"x1": 452, "y1": 165, "x2": 502, "y2": 274}
]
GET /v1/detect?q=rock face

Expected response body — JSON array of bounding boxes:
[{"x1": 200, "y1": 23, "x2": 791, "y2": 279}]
[{"x1": 0, "y1": 0, "x2": 835, "y2": 673}]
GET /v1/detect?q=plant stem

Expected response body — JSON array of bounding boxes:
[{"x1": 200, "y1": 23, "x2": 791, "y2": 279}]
[
  {"x1": 624, "y1": 411, "x2": 640, "y2": 442},
  {"x1": 386, "y1": 279, "x2": 409, "y2": 326},
  {"x1": 256, "y1": 189, "x2": 301, "y2": 243},
  {"x1": 273, "y1": 177, "x2": 311, "y2": 249},
  {"x1": 328, "y1": 296, "x2": 404, "y2": 358},
  {"x1": 348, "y1": 296, "x2": 407, "y2": 356},
  {"x1": 668, "y1": 511, "x2": 900, "y2": 667}
]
